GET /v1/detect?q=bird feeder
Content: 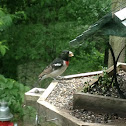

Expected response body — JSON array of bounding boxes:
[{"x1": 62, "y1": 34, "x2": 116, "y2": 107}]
[
  {"x1": 0, "y1": 102, "x2": 14, "y2": 126},
  {"x1": 70, "y1": 7, "x2": 126, "y2": 46},
  {"x1": 69, "y1": 6, "x2": 126, "y2": 98}
]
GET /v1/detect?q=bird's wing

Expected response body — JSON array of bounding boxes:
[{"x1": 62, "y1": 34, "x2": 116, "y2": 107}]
[
  {"x1": 38, "y1": 58, "x2": 63, "y2": 78},
  {"x1": 51, "y1": 58, "x2": 63, "y2": 70},
  {"x1": 39, "y1": 65, "x2": 53, "y2": 78}
]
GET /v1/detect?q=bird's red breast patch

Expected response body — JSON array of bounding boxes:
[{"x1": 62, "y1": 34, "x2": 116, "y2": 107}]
[{"x1": 65, "y1": 61, "x2": 69, "y2": 66}]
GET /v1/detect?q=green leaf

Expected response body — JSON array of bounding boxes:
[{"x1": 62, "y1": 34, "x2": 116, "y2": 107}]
[
  {"x1": 0, "y1": 10, "x2": 5, "y2": 17},
  {"x1": 19, "y1": 84, "x2": 25, "y2": 91},
  {"x1": 41, "y1": 0, "x2": 45, "y2": 6},
  {"x1": 7, "y1": 80, "x2": 14, "y2": 89},
  {"x1": 0, "y1": 74, "x2": 7, "y2": 83},
  {"x1": 24, "y1": 86, "x2": 30, "y2": 92},
  {"x1": 0, "y1": 44, "x2": 8, "y2": 56},
  {"x1": 0, "y1": 11, "x2": 12, "y2": 30}
]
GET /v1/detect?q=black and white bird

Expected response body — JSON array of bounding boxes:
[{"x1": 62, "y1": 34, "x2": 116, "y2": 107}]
[
  {"x1": 38, "y1": 50, "x2": 74, "y2": 83},
  {"x1": 34, "y1": 50, "x2": 74, "y2": 88}
]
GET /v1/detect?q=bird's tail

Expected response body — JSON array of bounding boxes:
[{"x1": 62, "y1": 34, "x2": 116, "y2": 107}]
[{"x1": 33, "y1": 75, "x2": 45, "y2": 88}]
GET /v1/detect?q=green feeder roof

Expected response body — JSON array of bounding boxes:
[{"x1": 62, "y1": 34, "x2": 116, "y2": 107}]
[{"x1": 70, "y1": 7, "x2": 126, "y2": 46}]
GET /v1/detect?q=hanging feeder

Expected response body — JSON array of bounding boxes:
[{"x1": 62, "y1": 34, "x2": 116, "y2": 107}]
[{"x1": 70, "y1": 6, "x2": 126, "y2": 46}]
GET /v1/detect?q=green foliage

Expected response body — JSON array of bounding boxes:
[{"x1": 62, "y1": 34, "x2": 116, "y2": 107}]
[
  {"x1": 0, "y1": 0, "x2": 110, "y2": 25},
  {"x1": 0, "y1": 0, "x2": 111, "y2": 85},
  {"x1": 0, "y1": 9, "x2": 12, "y2": 31},
  {"x1": 98, "y1": 70, "x2": 112, "y2": 86},
  {"x1": 0, "y1": 22, "x2": 106, "y2": 83},
  {"x1": 0, "y1": 0, "x2": 27, "y2": 13},
  {"x1": 83, "y1": 70, "x2": 113, "y2": 94},
  {"x1": 0, "y1": 40, "x2": 8, "y2": 56},
  {"x1": 0, "y1": 9, "x2": 12, "y2": 56},
  {"x1": 1, "y1": 22, "x2": 85, "y2": 61},
  {"x1": 23, "y1": 0, "x2": 110, "y2": 25},
  {"x1": 12, "y1": 11, "x2": 27, "y2": 24},
  {"x1": 23, "y1": 106, "x2": 37, "y2": 123},
  {"x1": 68, "y1": 41, "x2": 104, "y2": 75},
  {"x1": 0, "y1": 74, "x2": 30, "y2": 120}
]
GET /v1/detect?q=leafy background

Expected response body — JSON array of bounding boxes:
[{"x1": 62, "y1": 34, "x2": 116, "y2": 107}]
[{"x1": 0, "y1": 0, "x2": 110, "y2": 86}]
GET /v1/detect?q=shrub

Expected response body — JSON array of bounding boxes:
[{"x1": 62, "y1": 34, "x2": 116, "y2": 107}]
[{"x1": 0, "y1": 74, "x2": 30, "y2": 121}]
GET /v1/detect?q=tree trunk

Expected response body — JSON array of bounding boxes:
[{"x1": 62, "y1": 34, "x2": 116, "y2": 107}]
[{"x1": 108, "y1": 0, "x2": 126, "y2": 68}]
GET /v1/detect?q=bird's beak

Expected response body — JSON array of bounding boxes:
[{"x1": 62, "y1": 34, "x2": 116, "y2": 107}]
[{"x1": 69, "y1": 51, "x2": 74, "y2": 57}]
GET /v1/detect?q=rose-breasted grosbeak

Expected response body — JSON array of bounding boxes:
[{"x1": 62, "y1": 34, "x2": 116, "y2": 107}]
[
  {"x1": 38, "y1": 50, "x2": 74, "y2": 81},
  {"x1": 34, "y1": 50, "x2": 74, "y2": 87}
]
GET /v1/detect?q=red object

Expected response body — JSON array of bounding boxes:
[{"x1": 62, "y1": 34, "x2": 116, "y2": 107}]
[
  {"x1": 65, "y1": 61, "x2": 69, "y2": 66},
  {"x1": 0, "y1": 121, "x2": 14, "y2": 126}
]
